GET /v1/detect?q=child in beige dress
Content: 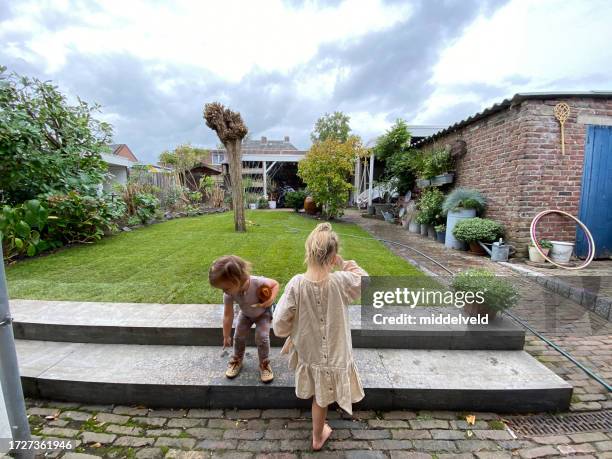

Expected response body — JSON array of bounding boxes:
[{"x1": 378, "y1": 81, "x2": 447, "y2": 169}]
[{"x1": 272, "y1": 223, "x2": 367, "y2": 451}]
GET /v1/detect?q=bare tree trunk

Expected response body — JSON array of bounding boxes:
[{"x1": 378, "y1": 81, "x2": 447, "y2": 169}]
[{"x1": 226, "y1": 139, "x2": 246, "y2": 232}]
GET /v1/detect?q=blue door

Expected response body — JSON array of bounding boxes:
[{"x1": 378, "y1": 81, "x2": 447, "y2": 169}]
[{"x1": 577, "y1": 125, "x2": 612, "y2": 258}]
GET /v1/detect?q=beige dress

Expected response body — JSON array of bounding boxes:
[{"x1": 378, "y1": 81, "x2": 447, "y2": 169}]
[{"x1": 272, "y1": 260, "x2": 368, "y2": 415}]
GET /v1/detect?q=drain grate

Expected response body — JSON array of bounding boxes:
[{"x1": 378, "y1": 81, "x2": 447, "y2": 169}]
[{"x1": 506, "y1": 410, "x2": 612, "y2": 436}]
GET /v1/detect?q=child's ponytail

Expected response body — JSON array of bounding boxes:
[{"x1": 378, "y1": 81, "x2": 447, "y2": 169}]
[{"x1": 304, "y1": 222, "x2": 339, "y2": 268}]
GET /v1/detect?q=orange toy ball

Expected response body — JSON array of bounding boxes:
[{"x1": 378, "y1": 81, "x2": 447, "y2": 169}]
[{"x1": 257, "y1": 285, "x2": 272, "y2": 302}]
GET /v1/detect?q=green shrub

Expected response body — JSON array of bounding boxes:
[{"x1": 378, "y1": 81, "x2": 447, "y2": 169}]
[
  {"x1": 188, "y1": 191, "x2": 202, "y2": 204},
  {"x1": 452, "y1": 217, "x2": 504, "y2": 243},
  {"x1": 416, "y1": 188, "x2": 445, "y2": 225},
  {"x1": 452, "y1": 268, "x2": 518, "y2": 311},
  {"x1": 257, "y1": 196, "x2": 269, "y2": 209},
  {"x1": 285, "y1": 190, "x2": 308, "y2": 211},
  {"x1": 0, "y1": 200, "x2": 52, "y2": 260},
  {"x1": 442, "y1": 188, "x2": 486, "y2": 215},
  {"x1": 422, "y1": 148, "x2": 453, "y2": 179},
  {"x1": 44, "y1": 191, "x2": 119, "y2": 244},
  {"x1": 434, "y1": 223, "x2": 446, "y2": 233},
  {"x1": 133, "y1": 193, "x2": 159, "y2": 223}
]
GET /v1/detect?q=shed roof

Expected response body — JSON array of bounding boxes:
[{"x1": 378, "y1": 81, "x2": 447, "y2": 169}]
[{"x1": 413, "y1": 91, "x2": 612, "y2": 147}]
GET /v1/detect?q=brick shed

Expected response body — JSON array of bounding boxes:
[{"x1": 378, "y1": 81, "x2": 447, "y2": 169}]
[{"x1": 414, "y1": 92, "x2": 612, "y2": 258}]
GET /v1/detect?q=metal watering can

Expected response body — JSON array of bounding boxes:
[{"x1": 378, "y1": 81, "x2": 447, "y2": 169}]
[{"x1": 478, "y1": 239, "x2": 514, "y2": 262}]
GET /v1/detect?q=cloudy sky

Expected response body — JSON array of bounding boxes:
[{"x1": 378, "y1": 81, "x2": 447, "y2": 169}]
[{"x1": 2, "y1": 0, "x2": 611, "y2": 164}]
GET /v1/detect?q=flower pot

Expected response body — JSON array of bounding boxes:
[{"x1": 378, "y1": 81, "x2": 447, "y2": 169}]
[
  {"x1": 430, "y1": 173, "x2": 455, "y2": 186},
  {"x1": 304, "y1": 196, "x2": 319, "y2": 215},
  {"x1": 463, "y1": 303, "x2": 498, "y2": 321},
  {"x1": 528, "y1": 246, "x2": 550, "y2": 263},
  {"x1": 367, "y1": 205, "x2": 375, "y2": 215},
  {"x1": 468, "y1": 241, "x2": 487, "y2": 255},
  {"x1": 436, "y1": 231, "x2": 446, "y2": 243},
  {"x1": 249, "y1": 203, "x2": 257, "y2": 210},
  {"x1": 268, "y1": 200, "x2": 277, "y2": 209},
  {"x1": 550, "y1": 241, "x2": 574, "y2": 263},
  {"x1": 416, "y1": 178, "x2": 431, "y2": 188},
  {"x1": 427, "y1": 225, "x2": 436, "y2": 239},
  {"x1": 408, "y1": 220, "x2": 421, "y2": 233},
  {"x1": 420, "y1": 224, "x2": 428, "y2": 236},
  {"x1": 445, "y1": 208, "x2": 476, "y2": 250}
]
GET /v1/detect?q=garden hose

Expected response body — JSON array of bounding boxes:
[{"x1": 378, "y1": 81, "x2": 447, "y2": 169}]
[
  {"x1": 530, "y1": 210, "x2": 595, "y2": 270},
  {"x1": 279, "y1": 221, "x2": 610, "y2": 392}
]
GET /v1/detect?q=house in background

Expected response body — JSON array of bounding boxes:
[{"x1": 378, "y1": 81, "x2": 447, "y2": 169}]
[
  {"x1": 101, "y1": 144, "x2": 139, "y2": 191},
  {"x1": 200, "y1": 136, "x2": 307, "y2": 197},
  {"x1": 413, "y1": 92, "x2": 612, "y2": 258}
]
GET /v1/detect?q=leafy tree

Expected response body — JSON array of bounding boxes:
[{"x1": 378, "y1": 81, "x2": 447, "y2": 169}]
[
  {"x1": 298, "y1": 136, "x2": 363, "y2": 219},
  {"x1": 203, "y1": 102, "x2": 248, "y2": 232},
  {"x1": 158, "y1": 143, "x2": 209, "y2": 200},
  {"x1": 311, "y1": 111, "x2": 351, "y2": 144},
  {"x1": 373, "y1": 118, "x2": 411, "y2": 162},
  {"x1": 0, "y1": 66, "x2": 112, "y2": 204}
]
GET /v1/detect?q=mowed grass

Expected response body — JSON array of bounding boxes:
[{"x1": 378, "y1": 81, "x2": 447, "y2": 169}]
[{"x1": 6, "y1": 210, "x2": 428, "y2": 304}]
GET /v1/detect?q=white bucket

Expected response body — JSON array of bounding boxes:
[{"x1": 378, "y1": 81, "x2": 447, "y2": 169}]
[
  {"x1": 550, "y1": 241, "x2": 574, "y2": 263},
  {"x1": 268, "y1": 201, "x2": 277, "y2": 209},
  {"x1": 249, "y1": 203, "x2": 257, "y2": 210}
]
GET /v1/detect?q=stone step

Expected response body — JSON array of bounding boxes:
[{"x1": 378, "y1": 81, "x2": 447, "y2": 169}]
[
  {"x1": 17, "y1": 340, "x2": 571, "y2": 413},
  {"x1": 10, "y1": 300, "x2": 525, "y2": 350}
]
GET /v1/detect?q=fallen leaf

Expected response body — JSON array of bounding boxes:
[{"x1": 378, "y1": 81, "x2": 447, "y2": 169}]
[
  {"x1": 92, "y1": 442, "x2": 102, "y2": 448},
  {"x1": 467, "y1": 430, "x2": 473, "y2": 438},
  {"x1": 465, "y1": 414, "x2": 476, "y2": 425}
]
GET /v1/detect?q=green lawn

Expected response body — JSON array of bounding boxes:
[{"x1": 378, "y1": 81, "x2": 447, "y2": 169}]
[{"x1": 6, "y1": 210, "x2": 428, "y2": 304}]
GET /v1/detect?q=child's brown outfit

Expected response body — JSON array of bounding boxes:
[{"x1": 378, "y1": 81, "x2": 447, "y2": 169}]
[{"x1": 272, "y1": 260, "x2": 367, "y2": 415}]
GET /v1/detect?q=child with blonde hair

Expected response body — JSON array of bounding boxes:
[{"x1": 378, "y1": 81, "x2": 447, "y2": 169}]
[
  {"x1": 273, "y1": 223, "x2": 367, "y2": 451},
  {"x1": 209, "y1": 255, "x2": 279, "y2": 383}
]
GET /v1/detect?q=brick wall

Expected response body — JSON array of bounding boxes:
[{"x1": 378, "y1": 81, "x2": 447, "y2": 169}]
[{"x1": 417, "y1": 97, "x2": 612, "y2": 256}]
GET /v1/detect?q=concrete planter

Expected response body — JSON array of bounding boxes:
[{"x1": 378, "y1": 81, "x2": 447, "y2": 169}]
[
  {"x1": 427, "y1": 225, "x2": 436, "y2": 239},
  {"x1": 430, "y1": 173, "x2": 455, "y2": 186},
  {"x1": 248, "y1": 203, "x2": 257, "y2": 210},
  {"x1": 408, "y1": 220, "x2": 421, "y2": 233},
  {"x1": 268, "y1": 201, "x2": 277, "y2": 209},
  {"x1": 550, "y1": 241, "x2": 574, "y2": 263},
  {"x1": 445, "y1": 208, "x2": 476, "y2": 250},
  {"x1": 436, "y1": 231, "x2": 446, "y2": 243},
  {"x1": 528, "y1": 246, "x2": 550, "y2": 263},
  {"x1": 420, "y1": 224, "x2": 428, "y2": 236}
]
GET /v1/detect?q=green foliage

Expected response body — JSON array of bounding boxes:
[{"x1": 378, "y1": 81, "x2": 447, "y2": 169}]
[
  {"x1": 538, "y1": 239, "x2": 553, "y2": 249},
  {"x1": 285, "y1": 190, "x2": 307, "y2": 211},
  {"x1": 421, "y1": 148, "x2": 453, "y2": 179},
  {"x1": 452, "y1": 217, "x2": 505, "y2": 243},
  {"x1": 257, "y1": 196, "x2": 269, "y2": 209},
  {"x1": 133, "y1": 193, "x2": 159, "y2": 223},
  {"x1": 434, "y1": 223, "x2": 446, "y2": 233},
  {"x1": 416, "y1": 189, "x2": 445, "y2": 225},
  {"x1": 0, "y1": 66, "x2": 112, "y2": 204},
  {"x1": 373, "y1": 119, "x2": 411, "y2": 162},
  {"x1": 310, "y1": 111, "x2": 351, "y2": 143},
  {"x1": 188, "y1": 191, "x2": 202, "y2": 204},
  {"x1": 44, "y1": 191, "x2": 120, "y2": 244},
  {"x1": 452, "y1": 268, "x2": 518, "y2": 311},
  {"x1": 442, "y1": 188, "x2": 486, "y2": 215},
  {"x1": 298, "y1": 137, "x2": 361, "y2": 219},
  {"x1": 384, "y1": 150, "x2": 418, "y2": 195},
  {"x1": 0, "y1": 200, "x2": 51, "y2": 260}
]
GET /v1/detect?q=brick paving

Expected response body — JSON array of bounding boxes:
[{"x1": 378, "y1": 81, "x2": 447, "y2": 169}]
[{"x1": 6, "y1": 209, "x2": 612, "y2": 458}]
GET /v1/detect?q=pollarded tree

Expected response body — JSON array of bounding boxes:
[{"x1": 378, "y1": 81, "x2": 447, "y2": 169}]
[{"x1": 203, "y1": 102, "x2": 248, "y2": 232}]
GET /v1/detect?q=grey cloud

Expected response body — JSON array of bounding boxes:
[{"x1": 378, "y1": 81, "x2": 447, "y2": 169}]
[{"x1": 0, "y1": 0, "x2": 512, "y2": 164}]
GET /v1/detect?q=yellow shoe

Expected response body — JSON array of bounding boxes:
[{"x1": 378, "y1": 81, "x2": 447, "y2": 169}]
[
  {"x1": 260, "y1": 360, "x2": 274, "y2": 383},
  {"x1": 225, "y1": 356, "x2": 243, "y2": 379}
]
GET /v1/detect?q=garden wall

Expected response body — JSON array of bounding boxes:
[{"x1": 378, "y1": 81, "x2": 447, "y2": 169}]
[{"x1": 417, "y1": 97, "x2": 612, "y2": 256}]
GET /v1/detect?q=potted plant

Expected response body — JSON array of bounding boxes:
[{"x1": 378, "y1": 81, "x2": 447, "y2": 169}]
[
  {"x1": 285, "y1": 190, "x2": 307, "y2": 212},
  {"x1": 529, "y1": 239, "x2": 552, "y2": 263},
  {"x1": 441, "y1": 188, "x2": 486, "y2": 250},
  {"x1": 416, "y1": 188, "x2": 444, "y2": 239},
  {"x1": 452, "y1": 268, "x2": 519, "y2": 320},
  {"x1": 423, "y1": 148, "x2": 455, "y2": 186},
  {"x1": 257, "y1": 196, "x2": 269, "y2": 209},
  {"x1": 434, "y1": 224, "x2": 446, "y2": 243},
  {"x1": 452, "y1": 217, "x2": 505, "y2": 255}
]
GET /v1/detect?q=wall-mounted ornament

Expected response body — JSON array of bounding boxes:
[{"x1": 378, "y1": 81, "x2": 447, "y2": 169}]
[{"x1": 554, "y1": 102, "x2": 570, "y2": 154}]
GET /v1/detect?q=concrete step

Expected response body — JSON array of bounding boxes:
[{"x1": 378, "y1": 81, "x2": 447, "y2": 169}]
[
  {"x1": 17, "y1": 340, "x2": 571, "y2": 413},
  {"x1": 10, "y1": 300, "x2": 525, "y2": 350}
]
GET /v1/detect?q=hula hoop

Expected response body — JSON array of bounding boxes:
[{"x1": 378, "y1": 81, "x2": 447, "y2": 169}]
[{"x1": 529, "y1": 210, "x2": 595, "y2": 270}]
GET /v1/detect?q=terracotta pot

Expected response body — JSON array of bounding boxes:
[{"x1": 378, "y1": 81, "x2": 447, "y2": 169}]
[
  {"x1": 304, "y1": 196, "x2": 319, "y2": 215},
  {"x1": 468, "y1": 241, "x2": 487, "y2": 255},
  {"x1": 463, "y1": 303, "x2": 498, "y2": 321}
]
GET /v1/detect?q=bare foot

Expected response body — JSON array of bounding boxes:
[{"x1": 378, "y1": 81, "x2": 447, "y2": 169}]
[{"x1": 312, "y1": 423, "x2": 333, "y2": 451}]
